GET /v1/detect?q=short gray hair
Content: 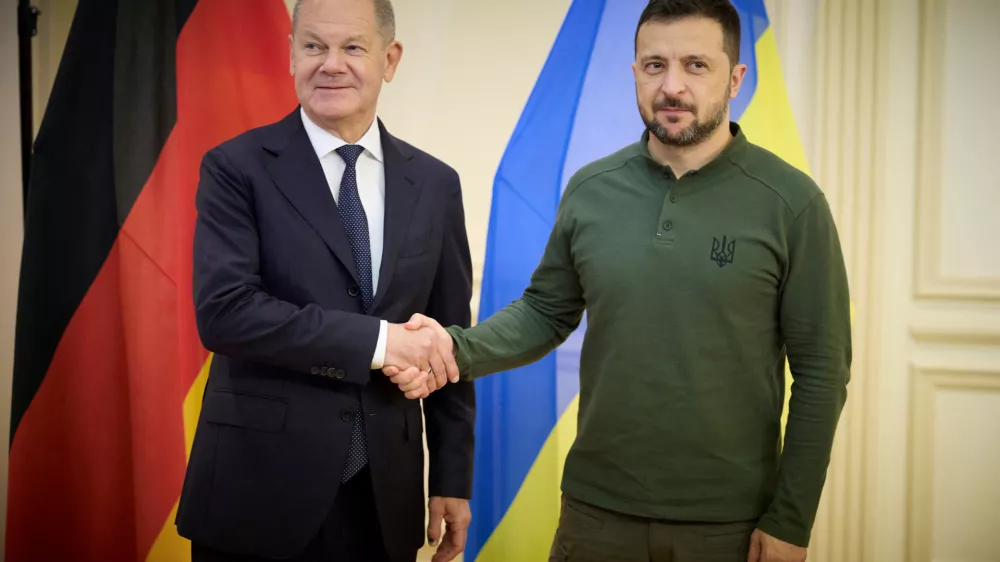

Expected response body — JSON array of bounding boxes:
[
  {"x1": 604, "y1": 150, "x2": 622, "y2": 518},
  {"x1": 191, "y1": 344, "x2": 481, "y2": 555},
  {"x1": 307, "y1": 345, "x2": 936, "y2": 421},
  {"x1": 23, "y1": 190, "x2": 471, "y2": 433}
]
[{"x1": 292, "y1": 0, "x2": 396, "y2": 43}]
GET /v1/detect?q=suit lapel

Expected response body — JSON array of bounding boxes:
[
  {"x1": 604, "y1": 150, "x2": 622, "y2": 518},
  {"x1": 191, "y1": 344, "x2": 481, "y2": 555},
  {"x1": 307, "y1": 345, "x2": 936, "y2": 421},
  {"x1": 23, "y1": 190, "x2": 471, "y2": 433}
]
[
  {"x1": 263, "y1": 111, "x2": 360, "y2": 285},
  {"x1": 372, "y1": 120, "x2": 422, "y2": 312}
]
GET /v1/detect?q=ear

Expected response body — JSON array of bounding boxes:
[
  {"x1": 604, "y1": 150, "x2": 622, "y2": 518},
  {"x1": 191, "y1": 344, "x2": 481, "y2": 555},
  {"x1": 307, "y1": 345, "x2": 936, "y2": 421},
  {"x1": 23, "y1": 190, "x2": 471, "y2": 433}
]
[
  {"x1": 288, "y1": 34, "x2": 295, "y2": 76},
  {"x1": 382, "y1": 40, "x2": 403, "y2": 83},
  {"x1": 729, "y1": 63, "x2": 748, "y2": 100}
]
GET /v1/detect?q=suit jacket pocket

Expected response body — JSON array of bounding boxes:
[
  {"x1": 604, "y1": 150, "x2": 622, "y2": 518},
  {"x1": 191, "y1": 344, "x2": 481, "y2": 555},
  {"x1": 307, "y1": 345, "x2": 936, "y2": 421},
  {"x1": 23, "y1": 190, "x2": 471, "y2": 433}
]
[
  {"x1": 202, "y1": 389, "x2": 288, "y2": 433},
  {"x1": 398, "y1": 218, "x2": 439, "y2": 258},
  {"x1": 398, "y1": 243, "x2": 430, "y2": 259}
]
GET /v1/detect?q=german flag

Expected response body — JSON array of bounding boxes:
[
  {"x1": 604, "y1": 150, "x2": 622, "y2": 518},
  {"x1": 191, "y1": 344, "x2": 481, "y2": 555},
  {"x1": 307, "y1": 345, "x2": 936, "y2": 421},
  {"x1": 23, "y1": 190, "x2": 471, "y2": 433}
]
[{"x1": 9, "y1": 1, "x2": 297, "y2": 559}]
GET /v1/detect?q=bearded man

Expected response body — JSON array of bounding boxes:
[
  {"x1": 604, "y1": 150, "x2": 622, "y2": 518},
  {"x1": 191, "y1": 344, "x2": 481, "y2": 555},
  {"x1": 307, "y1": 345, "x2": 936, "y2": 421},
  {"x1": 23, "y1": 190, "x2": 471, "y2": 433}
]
[{"x1": 385, "y1": 1, "x2": 852, "y2": 561}]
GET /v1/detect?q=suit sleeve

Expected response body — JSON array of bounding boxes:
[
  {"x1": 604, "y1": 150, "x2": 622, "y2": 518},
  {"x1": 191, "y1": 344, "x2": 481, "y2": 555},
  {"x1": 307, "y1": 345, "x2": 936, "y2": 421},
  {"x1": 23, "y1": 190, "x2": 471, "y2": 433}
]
[
  {"x1": 192, "y1": 146, "x2": 379, "y2": 385},
  {"x1": 421, "y1": 168, "x2": 476, "y2": 499}
]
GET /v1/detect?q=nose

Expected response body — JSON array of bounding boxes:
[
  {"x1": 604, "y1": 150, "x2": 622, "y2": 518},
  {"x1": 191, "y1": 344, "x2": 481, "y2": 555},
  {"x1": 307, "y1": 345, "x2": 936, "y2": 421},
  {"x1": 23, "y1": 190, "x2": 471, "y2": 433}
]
[
  {"x1": 319, "y1": 50, "x2": 347, "y2": 75},
  {"x1": 659, "y1": 64, "x2": 686, "y2": 97}
]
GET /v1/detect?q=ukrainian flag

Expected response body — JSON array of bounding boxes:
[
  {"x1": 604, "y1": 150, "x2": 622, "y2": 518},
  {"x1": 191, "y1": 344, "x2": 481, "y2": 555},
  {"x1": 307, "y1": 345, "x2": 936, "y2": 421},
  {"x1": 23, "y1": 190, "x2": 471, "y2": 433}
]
[{"x1": 468, "y1": 1, "x2": 808, "y2": 559}]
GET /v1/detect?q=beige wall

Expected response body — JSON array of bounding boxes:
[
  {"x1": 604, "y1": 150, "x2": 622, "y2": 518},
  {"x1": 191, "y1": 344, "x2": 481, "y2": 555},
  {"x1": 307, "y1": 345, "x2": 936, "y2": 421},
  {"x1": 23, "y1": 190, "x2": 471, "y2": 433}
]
[
  {"x1": 30, "y1": 0, "x2": 76, "y2": 138},
  {"x1": 0, "y1": 1, "x2": 25, "y2": 558}
]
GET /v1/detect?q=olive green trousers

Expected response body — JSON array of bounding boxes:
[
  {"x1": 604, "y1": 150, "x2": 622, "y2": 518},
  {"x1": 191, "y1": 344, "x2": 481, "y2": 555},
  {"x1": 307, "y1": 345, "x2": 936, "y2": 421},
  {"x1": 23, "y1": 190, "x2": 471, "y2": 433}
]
[{"x1": 548, "y1": 495, "x2": 757, "y2": 562}]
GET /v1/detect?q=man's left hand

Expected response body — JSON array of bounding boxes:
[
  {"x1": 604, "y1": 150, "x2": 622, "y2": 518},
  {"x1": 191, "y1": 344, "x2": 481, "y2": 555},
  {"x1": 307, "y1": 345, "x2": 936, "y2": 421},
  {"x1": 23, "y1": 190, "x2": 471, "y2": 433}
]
[
  {"x1": 427, "y1": 496, "x2": 470, "y2": 562},
  {"x1": 747, "y1": 529, "x2": 807, "y2": 562}
]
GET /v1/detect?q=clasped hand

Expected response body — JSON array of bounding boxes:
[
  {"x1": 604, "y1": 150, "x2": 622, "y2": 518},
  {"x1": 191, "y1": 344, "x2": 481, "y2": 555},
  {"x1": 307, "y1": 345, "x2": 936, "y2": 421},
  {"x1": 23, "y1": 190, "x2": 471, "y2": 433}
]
[{"x1": 383, "y1": 314, "x2": 456, "y2": 399}]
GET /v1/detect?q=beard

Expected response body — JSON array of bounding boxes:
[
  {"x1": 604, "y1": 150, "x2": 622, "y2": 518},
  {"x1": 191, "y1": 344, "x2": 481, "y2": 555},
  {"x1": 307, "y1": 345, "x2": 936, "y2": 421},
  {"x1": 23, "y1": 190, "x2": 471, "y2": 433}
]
[{"x1": 642, "y1": 85, "x2": 730, "y2": 147}]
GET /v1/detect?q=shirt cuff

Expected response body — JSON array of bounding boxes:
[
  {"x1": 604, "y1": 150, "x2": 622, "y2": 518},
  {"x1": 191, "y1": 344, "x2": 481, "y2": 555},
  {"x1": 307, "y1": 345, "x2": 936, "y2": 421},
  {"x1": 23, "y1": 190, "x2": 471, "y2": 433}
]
[{"x1": 370, "y1": 320, "x2": 388, "y2": 369}]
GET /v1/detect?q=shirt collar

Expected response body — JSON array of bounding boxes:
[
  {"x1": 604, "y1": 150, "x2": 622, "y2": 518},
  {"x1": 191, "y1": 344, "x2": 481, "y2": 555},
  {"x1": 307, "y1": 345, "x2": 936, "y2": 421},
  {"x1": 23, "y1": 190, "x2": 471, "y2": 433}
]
[
  {"x1": 638, "y1": 121, "x2": 747, "y2": 177},
  {"x1": 300, "y1": 106, "x2": 384, "y2": 163}
]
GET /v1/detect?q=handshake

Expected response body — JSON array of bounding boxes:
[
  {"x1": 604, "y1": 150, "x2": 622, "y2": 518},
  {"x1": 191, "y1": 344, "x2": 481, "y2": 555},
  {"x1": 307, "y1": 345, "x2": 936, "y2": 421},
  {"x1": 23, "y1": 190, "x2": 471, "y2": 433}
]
[{"x1": 382, "y1": 314, "x2": 458, "y2": 399}]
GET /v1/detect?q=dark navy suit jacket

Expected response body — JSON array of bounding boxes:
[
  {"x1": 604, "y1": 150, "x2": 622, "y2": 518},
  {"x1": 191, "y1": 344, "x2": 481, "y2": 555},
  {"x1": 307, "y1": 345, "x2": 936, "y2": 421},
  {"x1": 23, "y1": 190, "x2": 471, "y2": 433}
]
[{"x1": 175, "y1": 108, "x2": 475, "y2": 559}]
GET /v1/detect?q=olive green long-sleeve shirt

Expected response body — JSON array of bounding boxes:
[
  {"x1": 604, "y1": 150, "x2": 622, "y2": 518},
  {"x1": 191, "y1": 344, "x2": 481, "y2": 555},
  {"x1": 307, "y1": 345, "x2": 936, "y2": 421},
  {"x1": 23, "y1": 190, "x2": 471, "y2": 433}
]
[{"x1": 447, "y1": 124, "x2": 851, "y2": 547}]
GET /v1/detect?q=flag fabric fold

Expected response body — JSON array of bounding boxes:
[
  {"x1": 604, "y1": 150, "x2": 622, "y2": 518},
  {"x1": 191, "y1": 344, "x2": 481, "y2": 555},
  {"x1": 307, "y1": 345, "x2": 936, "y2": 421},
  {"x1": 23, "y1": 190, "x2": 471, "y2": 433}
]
[{"x1": 8, "y1": 1, "x2": 297, "y2": 560}]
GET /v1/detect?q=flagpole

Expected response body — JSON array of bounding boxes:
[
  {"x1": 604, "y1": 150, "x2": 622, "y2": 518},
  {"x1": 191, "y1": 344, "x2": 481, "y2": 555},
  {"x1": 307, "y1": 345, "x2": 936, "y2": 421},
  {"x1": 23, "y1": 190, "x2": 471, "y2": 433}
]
[{"x1": 17, "y1": 0, "x2": 39, "y2": 212}]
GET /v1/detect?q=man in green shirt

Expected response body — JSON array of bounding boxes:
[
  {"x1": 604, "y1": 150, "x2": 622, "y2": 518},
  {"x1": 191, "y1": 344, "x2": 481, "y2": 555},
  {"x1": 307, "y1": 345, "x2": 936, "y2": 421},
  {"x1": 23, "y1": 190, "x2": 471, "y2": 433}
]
[{"x1": 384, "y1": 1, "x2": 850, "y2": 561}]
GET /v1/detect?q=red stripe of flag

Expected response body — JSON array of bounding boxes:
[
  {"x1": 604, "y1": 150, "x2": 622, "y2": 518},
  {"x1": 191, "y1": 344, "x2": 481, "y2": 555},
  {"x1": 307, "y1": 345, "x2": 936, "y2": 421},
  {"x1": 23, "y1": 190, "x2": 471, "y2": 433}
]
[{"x1": 7, "y1": 1, "x2": 297, "y2": 559}]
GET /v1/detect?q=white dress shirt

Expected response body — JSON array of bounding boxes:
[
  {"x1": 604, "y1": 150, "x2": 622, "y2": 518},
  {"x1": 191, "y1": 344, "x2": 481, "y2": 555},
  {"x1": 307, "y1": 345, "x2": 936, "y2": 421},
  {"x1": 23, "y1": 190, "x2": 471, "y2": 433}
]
[{"x1": 301, "y1": 108, "x2": 388, "y2": 369}]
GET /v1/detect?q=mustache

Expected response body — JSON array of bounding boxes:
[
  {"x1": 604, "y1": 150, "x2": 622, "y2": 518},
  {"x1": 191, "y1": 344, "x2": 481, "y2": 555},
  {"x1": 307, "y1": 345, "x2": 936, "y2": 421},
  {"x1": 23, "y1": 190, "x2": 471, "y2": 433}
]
[{"x1": 653, "y1": 97, "x2": 696, "y2": 112}]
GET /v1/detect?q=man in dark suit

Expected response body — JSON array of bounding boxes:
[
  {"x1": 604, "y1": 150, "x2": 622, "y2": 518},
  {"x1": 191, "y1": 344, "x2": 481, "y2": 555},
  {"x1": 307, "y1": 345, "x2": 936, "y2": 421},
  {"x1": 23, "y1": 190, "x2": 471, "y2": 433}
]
[{"x1": 175, "y1": 0, "x2": 474, "y2": 561}]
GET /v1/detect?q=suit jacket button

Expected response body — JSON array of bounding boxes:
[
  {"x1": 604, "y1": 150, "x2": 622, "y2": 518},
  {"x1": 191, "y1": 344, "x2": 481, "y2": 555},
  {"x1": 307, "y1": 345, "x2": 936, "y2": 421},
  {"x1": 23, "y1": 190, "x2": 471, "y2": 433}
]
[
  {"x1": 341, "y1": 410, "x2": 355, "y2": 422},
  {"x1": 310, "y1": 366, "x2": 320, "y2": 375},
  {"x1": 334, "y1": 369, "x2": 346, "y2": 379},
  {"x1": 320, "y1": 367, "x2": 330, "y2": 376},
  {"x1": 348, "y1": 286, "x2": 360, "y2": 297}
]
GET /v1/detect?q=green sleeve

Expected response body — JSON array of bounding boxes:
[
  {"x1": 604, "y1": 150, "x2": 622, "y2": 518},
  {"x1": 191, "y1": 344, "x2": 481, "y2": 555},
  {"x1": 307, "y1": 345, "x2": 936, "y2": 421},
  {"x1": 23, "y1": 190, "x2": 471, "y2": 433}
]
[
  {"x1": 756, "y1": 193, "x2": 852, "y2": 547},
  {"x1": 446, "y1": 198, "x2": 585, "y2": 380}
]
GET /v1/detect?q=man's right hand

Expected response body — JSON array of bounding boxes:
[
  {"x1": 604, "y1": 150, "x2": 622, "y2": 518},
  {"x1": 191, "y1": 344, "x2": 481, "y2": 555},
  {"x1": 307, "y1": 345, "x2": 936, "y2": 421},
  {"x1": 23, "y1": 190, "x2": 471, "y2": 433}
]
[
  {"x1": 384, "y1": 316, "x2": 457, "y2": 398},
  {"x1": 383, "y1": 314, "x2": 458, "y2": 399}
]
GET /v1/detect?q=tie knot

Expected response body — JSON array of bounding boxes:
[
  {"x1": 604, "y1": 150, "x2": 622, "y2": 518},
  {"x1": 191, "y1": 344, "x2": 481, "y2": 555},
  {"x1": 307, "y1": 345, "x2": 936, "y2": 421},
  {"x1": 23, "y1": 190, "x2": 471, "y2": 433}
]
[{"x1": 336, "y1": 145, "x2": 365, "y2": 167}]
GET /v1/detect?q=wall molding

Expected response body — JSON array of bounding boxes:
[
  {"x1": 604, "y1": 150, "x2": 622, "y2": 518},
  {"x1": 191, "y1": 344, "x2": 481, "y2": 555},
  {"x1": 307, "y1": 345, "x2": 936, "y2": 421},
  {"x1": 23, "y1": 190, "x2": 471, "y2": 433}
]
[
  {"x1": 913, "y1": 0, "x2": 1000, "y2": 302},
  {"x1": 803, "y1": 0, "x2": 880, "y2": 560},
  {"x1": 910, "y1": 325, "x2": 1000, "y2": 347},
  {"x1": 906, "y1": 366, "x2": 1000, "y2": 562}
]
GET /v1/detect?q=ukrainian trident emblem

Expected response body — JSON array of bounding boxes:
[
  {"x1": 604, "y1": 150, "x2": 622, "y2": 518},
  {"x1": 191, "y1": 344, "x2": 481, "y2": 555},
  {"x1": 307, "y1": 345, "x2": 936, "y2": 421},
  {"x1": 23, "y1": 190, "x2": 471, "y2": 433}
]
[{"x1": 710, "y1": 236, "x2": 735, "y2": 268}]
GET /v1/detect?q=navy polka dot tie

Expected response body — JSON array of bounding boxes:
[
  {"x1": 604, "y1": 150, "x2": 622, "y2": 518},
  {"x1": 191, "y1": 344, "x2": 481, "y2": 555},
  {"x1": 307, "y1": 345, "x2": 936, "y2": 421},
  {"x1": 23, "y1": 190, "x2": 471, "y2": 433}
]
[{"x1": 336, "y1": 144, "x2": 370, "y2": 482}]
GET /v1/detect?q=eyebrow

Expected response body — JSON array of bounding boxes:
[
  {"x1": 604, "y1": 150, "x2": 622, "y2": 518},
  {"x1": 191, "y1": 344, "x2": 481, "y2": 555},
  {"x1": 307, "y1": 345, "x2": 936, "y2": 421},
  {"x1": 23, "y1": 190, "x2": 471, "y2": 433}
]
[
  {"x1": 640, "y1": 53, "x2": 713, "y2": 63},
  {"x1": 297, "y1": 31, "x2": 371, "y2": 46}
]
